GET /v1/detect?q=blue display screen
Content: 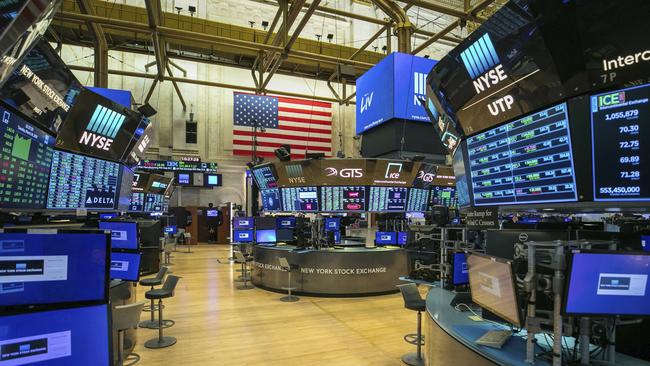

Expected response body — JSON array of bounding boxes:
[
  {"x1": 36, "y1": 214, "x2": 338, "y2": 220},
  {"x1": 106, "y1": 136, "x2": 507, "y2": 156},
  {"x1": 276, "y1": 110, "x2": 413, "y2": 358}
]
[
  {"x1": 642, "y1": 236, "x2": 650, "y2": 252},
  {"x1": 565, "y1": 253, "x2": 650, "y2": 316},
  {"x1": 256, "y1": 230, "x2": 276, "y2": 244},
  {"x1": 0, "y1": 304, "x2": 110, "y2": 365},
  {"x1": 397, "y1": 232, "x2": 408, "y2": 246},
  {"x1": 324, "y1": 218, "x2": 340, "y2": 232},
  {"x1": 260, "y1": 188, "x2": 282, "y2": 211},
  {"x1": 375, "y1": 232, "x2": 396, "y2": 245},
  {"x1": 233, "y1": 217, "x2": 254, "y2": 229},
  {"x1": 164, "y1": 226, "x2": 177, "y2": 235},
  {"x1": 0, "y1": 232, "x2": 108, "y2": 308},
  {"x1": 99, "y1": 221, "x2": 138, "y2": 250},
  {"x1": 98, "y1": 213, "x2": 118, "y2": 220},
  {"x1": 233, "y1": 230, "x2": 254, "y2": 243},
  {"x1": 276, "y1": 217, "x2": 296, "y2": 229},
  {"x1": 453, "y1": 252, "x2": 469, "y2": 285},
  {"x1": 110, "y1": 252, "x2": 141, "y2": 281}
]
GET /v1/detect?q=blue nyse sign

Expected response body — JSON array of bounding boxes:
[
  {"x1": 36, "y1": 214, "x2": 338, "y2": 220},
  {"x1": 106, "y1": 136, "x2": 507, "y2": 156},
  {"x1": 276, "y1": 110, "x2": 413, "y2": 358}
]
[{"x1": 356, "y1": 53, "x2": 437, "y2": 134}]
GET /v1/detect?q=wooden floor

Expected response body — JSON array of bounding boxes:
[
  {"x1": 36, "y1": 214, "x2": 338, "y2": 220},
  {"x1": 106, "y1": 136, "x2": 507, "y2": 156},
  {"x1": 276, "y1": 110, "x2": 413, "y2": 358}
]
[{"x1": 132, "y1": 245, "x2": 423, "y2": 366}]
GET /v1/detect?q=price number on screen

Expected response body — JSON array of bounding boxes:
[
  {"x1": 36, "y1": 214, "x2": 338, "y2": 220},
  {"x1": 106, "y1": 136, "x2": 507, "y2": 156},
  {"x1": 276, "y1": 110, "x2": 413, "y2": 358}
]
[
  {"x1": 619, "y1": 140, "x2": 640, "y2": 149},
  {"x1": 599, "y1": 186, "x2": 641, "y2": 195},
  {"x1": 618, "y1": 124, "x2": 640, "y2": 134},
  {"x1": 606, "y1": 109, "x2": 639, "y2": 121},
  {"x1": 619, "y1": 156, "x2": 640, "y2": 164},
  {"x1": 620, "y1": 171, "x2": 640, "y2": 180}
]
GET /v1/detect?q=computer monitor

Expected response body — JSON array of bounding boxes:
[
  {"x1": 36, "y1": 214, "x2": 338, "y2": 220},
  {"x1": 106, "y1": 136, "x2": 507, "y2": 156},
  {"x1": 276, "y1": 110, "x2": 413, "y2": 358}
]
[
  {"x1": 206, "y1": 209, "x2": 219, "y2": 217},
  {"x1": 99, "y1": 221, "x2": 139, "y2": 250},
  {"x1": 233, "y1": 217, "x2": 254, "y2": 229},
  {"x1": 164, "y1": 226, "x2": 177, "y2": 235},
  {"x1": 276, "y1": 229, "x2": 294, "y2": 242},
  {"x1": 0, "y1": 304, "x2": 111, "y2": 365},
  {"x1": 256, "y1": 229, "x2": 276, "y2": 244},
  {"x1": 324, "y1": 218, "x2": 340, "y2": 232},
  {"x1": 397, "y1": 232, "x2": 408, "y2": 246},
  {"x1": 642, "y1": 236, "x2": 650, "y2": 252},
  {"x1": 0, "y1": 230, "x2": 109, "y2": 309},
  {"x1": 564, "y1": 251, "x2": 650, "y2": 317},
  {"x1": 138, "y1": 220, "x2": 161, "y2": 248},
  {"x1": 276, "y1": 217, "x2": 296, "y2": 229},
  {"x1": 110, "y1": 252, "x2": 141, "y2": 282},
  {"x1": 255, "y1": 217, "x2": 276, "y2": 230},
  {"x1": 233, "y1": 230, "x2": 254, "y2": 243},
  {"x1": 375, "y1": 232, "x2": 396, "y2": 245},
  {"x1": 99, "y1": 213, "x2": 118, "y2": 220},
  {"x1": 467, "y1": 253, "x2": 521, "y2": 327},
  {"x1": 452, "y1": 252, "x2": 469, "y2": 286},
  {"x1": 485, "y1": 229, "x2": 569, "y2": 260}
]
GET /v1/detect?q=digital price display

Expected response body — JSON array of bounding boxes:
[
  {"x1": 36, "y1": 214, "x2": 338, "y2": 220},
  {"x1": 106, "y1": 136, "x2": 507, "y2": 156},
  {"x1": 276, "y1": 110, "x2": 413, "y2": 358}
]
[
  {"x1": 251, "y1": 164, "x2": 279, "y2": 189},
  {"x1": 281, "y1": 187, "x2": 319, "y2": 211},
  {"x1": 144, "y1": 193, "x2": 165, "y2": 212},
  {"x1": 0, "y1": 104, "x2": 54, "y2": 209},
  {"x1": 591, "y1": 83, "x2": 650, "y2": 201},
  {"x1": 406, "y1": 188, "x2": 430, "y2": 212},
  {"x1": 368, "y1": 187, "x2": 408, "y2": 212},
  {"x1": 137, "y1": 159, "x2": 218, "y2": 172},
  {"x1": 260, "y1": 188, "x2": 282, "y2": 211},
  {"x1": 129, "y1": 192, "x2": 144, "y2": 211},
  {"x1": 432, "y1": 186, "x2": 458, "y2": 208},
  {"x1": 466, "y1": 103, "x2": 578, "y2": 206},
  {"x1": 320, "y1": 186, "x2": 367, "y2": 212}
]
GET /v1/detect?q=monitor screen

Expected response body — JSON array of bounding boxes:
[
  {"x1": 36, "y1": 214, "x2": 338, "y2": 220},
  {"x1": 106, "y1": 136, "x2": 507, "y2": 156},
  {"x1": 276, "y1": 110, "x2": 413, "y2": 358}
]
[
  {"x1": 129, "y1": 192, "x2": 145, "y2": 212},
  {"x1": 137, "y1": 160, "x2": 218, "y2": 172},
  {"x1": 204, "y1": 173, "x2": 221, "y2": 187},
  {"x1": 131, "y1": 172, "x2": 151, "y2": 192},
  {"x1": 276, "y1": 217, "x2": 296, "y2": 229},
  {"x1": 281, "y1": 187, "x2": 319, "y2": 211},
  {"x1": 467, "y1": 253, "x2": 521, "y2": 327},
  {"x1": 466, "y1": 103, "x2": 578, "y2": 206},
  {"x1": 276, "y1": 229, "x2": 294, "y2": 242},
  {"x1": 98, "y1": 213, "x2": 118, "y2": 220},
  {"x1": 144, "y1": 194, "x2": 165, "y2": 213},
  {"x1": 324, "y1": 218, "x2": 340, "y2": 232},
  {"x1": 452, "y1": 252, "x2": 469, "y2": 285},
  {"x1": 206, "y1": 209, "x2": 219, "y2": 217},
  {"x1": 397, "y1": 232, "x2": 408, "y2": 246},
  {"x1": 564, "y1": 252, "x2": 650, "y2": 317},
  {"x1": 452, "y1": 144, "x2": 472, "y2": 208},
  {"x1": 260, "y1": 188, "x2": 282, "y2": 211},
  {"x1": 174, "y1": 172, "x2": 193, "y2": 186},
  {"x1": 368, "y1": 187, "x2": 408, "y2": 212},
  {"x1": 233, "y1": 230, "x2": 254, "y2": 243},
  {"x1": 406, "y1": 188, "x2": 430, "y2": 212},
  {"x1": 256, "y1": 229, "x2": 276, "y2": 244},
  {"x1": 251, "y1": 163, "x2": 279, "y2": 189},
  {"x1": 147, "y1": 175, "x2": 172, "y2": 195},
  {"x1": 591, "y1": 83, "x2": 650, "y2": 201},
  {"x1": 375, "y1": 232, "x2": 396, "y2": 245},
  {"x1": 0, "y1": 304, "x2": 111, "y2": 365},
  {"x1": 99, "y1": 221, "x2": 138, "y2": 250},
  {"x1": 110, "y1": 252, "x2": 141, "y2": 282},
  {"x1": 164, "y1": 226, "x2": 177, "y2": 235},
  {"x1": 255, "y1": 217, "x2": 276, "y2": 230},
  {"x1": 320, "y1": 186, "x2": 367, "y2": 212},
  {"x1": 0, "y1": 230, "x2": 109, "y2": 309},
  {"x1": 233, "y1": 217, "x2": 254, "y2": 229},
  {"x1": 642, "y1": 236, "x2": 650, "y2": 252},
  {"x1": 0, "y1": 102, "x2": 54, "y2": 210},
  {"x1": 431, "y1": 186, "x2": 458, "y2": 209}
]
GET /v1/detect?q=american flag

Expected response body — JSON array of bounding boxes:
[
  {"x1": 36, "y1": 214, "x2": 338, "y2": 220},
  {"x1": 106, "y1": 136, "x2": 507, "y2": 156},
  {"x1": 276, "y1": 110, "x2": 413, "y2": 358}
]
[{"x1": 233, "y1": 92, "x2": 332, "y2": 159}]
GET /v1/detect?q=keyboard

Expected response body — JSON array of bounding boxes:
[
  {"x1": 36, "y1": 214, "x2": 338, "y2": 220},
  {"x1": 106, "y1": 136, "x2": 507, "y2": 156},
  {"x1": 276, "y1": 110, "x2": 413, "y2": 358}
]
[{"x1": 475, "y1": 330, "x2": 512, "y2": 349}]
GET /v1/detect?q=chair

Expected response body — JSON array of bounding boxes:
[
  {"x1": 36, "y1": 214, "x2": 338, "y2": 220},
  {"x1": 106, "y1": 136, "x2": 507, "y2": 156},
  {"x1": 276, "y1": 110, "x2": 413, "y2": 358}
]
[
  {"x1": 144, "y1": 275, "x2": 181, "y2": 349},
  {"x1": 278, "y1": 257, "x2": 298, "y2": 302},
  {"x1": 163, "y1": 243, "x2": 175, "y2": 265},
  {"x1": 138, "y1": 266, "x2": 168, "y2": 328},
  {"x1": 397, "y1": 283, "x2": 426, "y2": 366},
  {"x1": 113, "y1": 301, "x2": 145, "y2": 366},
  {"x1": 233, "y1": 251, "x2": 254, "y2": 290},
  {"x1": 183, "y1": 233, "x2": 193, "y2": 253}
]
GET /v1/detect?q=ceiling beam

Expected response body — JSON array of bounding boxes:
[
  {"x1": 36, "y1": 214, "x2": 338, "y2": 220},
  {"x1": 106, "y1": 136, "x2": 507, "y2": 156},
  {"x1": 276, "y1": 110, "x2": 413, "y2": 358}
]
[
  {"x1": 400, "y1": 0, "x2": 488, "y2": 23},
  {"x1": 411, "y1": 19, "x2": 460, "y2": 55},
  {"x1": 144, "y1": 0, "x2": 165, "y2": 81}
]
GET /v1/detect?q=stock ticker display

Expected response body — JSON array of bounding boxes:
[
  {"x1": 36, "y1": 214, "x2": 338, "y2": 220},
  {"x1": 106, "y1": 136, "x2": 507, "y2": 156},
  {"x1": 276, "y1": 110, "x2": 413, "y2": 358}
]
[
  {"x1": 320, "y1": 186, "x2": 367, "y2": 212},
  {"x1": 129, "y1": 192, "x2": 145, "y2": 211},
  {"x1": 260, "y1": 188, "x2": 282, "y2": 211},
  {"x1": 0, "y1": 105, "x2": 54, "y2": 209},
  {"x1": 432, "y1": 186, "x2": 458, "y2": 208},
  {"x1": 592, "y1": 83, "x2": 649, "y2": 201},
  {"x1": 144, "y1": 193, "x2": 165, "y2": 212},
  {"x1": 406, "y1": 188, "x2": 430, "y2": 212},
  {"x1": 252, "y1": 164, "x2": 279, "y2": 189},
  {"x1": 281, "y1": 187, "x2": 319, "y2": 212},
  {"x1": 467, "y1": 103, "x2": 578, "y2": 206},
  {"x1": 368, "y1": 187, "x2": 408, "y2": 212}
]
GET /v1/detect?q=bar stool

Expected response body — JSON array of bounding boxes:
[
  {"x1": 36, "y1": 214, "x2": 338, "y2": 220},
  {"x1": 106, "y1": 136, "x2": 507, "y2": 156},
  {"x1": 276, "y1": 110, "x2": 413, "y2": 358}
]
[
  {"x1": 234, "y1": 251, "x2": 254, "y2": 290},
  {"x1": 163, "y1": 243, "x2": 175, "y2": 265},
  {"x1": 139, "y1": 266, "x2": 169, "y2": 329},
  {"x1": 183, "y1": 233, "x2": 193, "y2": 253},
  {"x1": 397, "y1": 283, "x2": 426, "y2": 366},
  {"x1": 113, "y1": 301, "x2": 145, "y2": 366},
  {"x1": 144, "y1": 275, "x2": 181, "y2": 349},
  {"x1": 278, "y1": 257, "x2": 298, "y2": 302}
]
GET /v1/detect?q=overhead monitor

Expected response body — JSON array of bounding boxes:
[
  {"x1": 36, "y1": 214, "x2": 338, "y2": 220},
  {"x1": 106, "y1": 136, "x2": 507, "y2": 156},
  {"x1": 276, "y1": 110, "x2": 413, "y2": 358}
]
[
  {"x1": 368, "y1": 187, "x2": 408, "y2": 212},
  {"x1": 233, "y1": 217, "x2": 254, "y2": 229},
  {"x1": 0, "y1": 101, "x2": 54, "y2": 210},
  {"x1": 256, "y1": 229, "x2": 276, "y2": 244},
  {"x1": 260, "y1": 188, "x2": 282, "y2": 211},
  {"x1": 110, "y1": 252, "x2": 141, "y2": 282},
  {"x1": 99, "y1": 213, "x2": 118, "y2": 220},
  {"x1": 320, "y1": 186, "x2": 367, "y2": 212},
  {"x1": 128, "y1": 192, "x2": 145, "y2": 212},
  {"x1": 406, "y1": 188, "x2": 430, "y2": 212},
  {"x1": 276, "y1": 217, "x2": 296, "y2": 229},
  {"x1": 375, "y1": 232, "x2": 396, "y2": 245},
  {"x1": 564, "y1": 251, "x2": 650, "y2": 317},
  {"x1": 431, "y1": 186, "x2": 458, "y2": 209},
  {"x1": 204, "y1": 173, "x2": 221, "y2": 187},
  {"x1": 250, "y1": 163, "x2": 279, "y2": 189},
  {"x1": 281, "y1": 187, "x2": 319, "y2": 212},
  {"x1": 255, "y1": 217, "x2": 276, "y2": 230},
  {"x1": 0, "y1": 230, "x2": 109, "y2": 309},
  {"x1": 131, "y1": 172, "x2": 151, "y2": 192},
  {"x1": 46, "y1": 150, "x2": 132, "y2": 210},
  {"x1": 397, "y1": 232, "x2": 408, "y2": 246},
  {"x1": 591, "y1": 83, "x2": 649, "y2": 201},
  {"x1": 467, "y1": 253, "x2": 521, "y2": 327},
  {"x1": 0, "y1": 304, "x2": 111, "y2": 365},
  {"x1": 466, "y1": 103, "x2": 578, "y2": 206},
  {"x1": 164, "y1": 226, "x2": 177, "y2": 235},
  {"x1": 99, "y1": 221, "x2": 139, "y2": 250},
  {"x1": 143, "y1": 193, "x2": 165, "y2": 213},
  {"x1": 452, "y1": 252, "x2": 469, "y2": 285},
  {"x1": 147, "y1": 175, "x2": 173, "y2": 196},
  {"x1": 206, "y1": 209, "x2": 219, "y2": 217},
  {"x1": 452, "y1": 143, "x2": 472, "y2": 208},
  {"x1": 324, "y1": 218, "x2": 340, "y2": 232},
  {"x1": 233, "y1": 230, "x2": 254, "y2": 243},
  {"x1": 137, "y1": 159, "x2": 218, "y2": 172},
  {"x1": 174, "y1": 171, "x2": 193, "y2": 186}
]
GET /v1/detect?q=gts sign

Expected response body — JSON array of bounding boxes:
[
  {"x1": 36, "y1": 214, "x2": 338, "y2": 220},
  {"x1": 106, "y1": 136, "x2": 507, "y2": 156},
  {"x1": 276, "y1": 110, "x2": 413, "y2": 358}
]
[
  {"x1": 79, "y1": 105, "x2": 126, "y2": 151},
  {"x1": 325, "y1": 167, "x2": 364, "y2": 178}
]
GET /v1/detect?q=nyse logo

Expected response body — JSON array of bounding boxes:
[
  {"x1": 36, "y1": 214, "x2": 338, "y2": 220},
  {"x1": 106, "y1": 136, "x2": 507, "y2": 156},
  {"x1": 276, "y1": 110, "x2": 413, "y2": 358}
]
[
  {"x1": 360, "y1": 92, "x2": 374, "y2": 114},
  {"x1": 288, "y1": 177, "x2": 306, "y2": 184},
  {"x1": 417, "y1": 170, "x2": 435, "y2": 183},
  {"x1": 413, "y1": 72, "x2": 427, "y2": 106},
  {"x1": 137, "y1": 134, "x2": 150, "y2": 153},
  {"x1": 385, "y1": 163, "x2": 403, "y2": 179},
  {"x1": 325, "y1": 167, "x2": 363, "y2": 178},
  {"x1": 79, "y1": 105, "x2": 126, "y2": 151}
]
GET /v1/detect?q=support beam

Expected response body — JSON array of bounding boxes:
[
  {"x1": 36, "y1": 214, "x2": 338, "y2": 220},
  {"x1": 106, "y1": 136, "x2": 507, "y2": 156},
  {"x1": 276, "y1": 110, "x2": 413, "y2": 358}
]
[
  {"x1": 411, "y1": 19, "x2": 460, "y2": 55},
  {"x1": 165, "y1": 61, "x2": 187, "y2": 111},
  {"x1": 76, "y1": 0, "x2": 108, "y2": 87},
  {"x1": 469, "y1": 0, "x2": 497, "y2": 16},
  {"x1": 372, "y1": 0, "x2": 412, "y2": 53},
  {"x1": 144, "y1": 0, "x2": 166, "y2": 81},
  {"x1": 400, "y1": 0, "x2": 488, "y2": 23}
]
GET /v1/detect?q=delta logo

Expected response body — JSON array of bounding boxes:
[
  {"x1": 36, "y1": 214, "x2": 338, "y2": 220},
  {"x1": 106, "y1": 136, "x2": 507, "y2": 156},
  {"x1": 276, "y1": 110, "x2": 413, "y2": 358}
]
[{"x1": 79, "y1": 105, "x2": 126, "y2": 151}]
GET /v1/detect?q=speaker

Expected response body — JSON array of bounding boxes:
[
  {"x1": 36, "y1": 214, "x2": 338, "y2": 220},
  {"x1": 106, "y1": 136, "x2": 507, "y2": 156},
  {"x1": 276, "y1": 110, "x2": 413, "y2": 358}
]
[{"x1": 138, "y1": 103, "x2": 157, "y2": 117}]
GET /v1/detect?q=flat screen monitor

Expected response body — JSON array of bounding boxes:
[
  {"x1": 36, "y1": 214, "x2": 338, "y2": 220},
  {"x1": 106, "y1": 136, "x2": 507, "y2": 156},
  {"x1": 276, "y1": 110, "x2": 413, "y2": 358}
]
[
  {"x1": 368, "y1": 187, "x2": 408, "y2": 212},
  {"x1": 233, "y1": 217, "x2": 254, "y2": 229},
  {"x1": 642, "y1": 236, "x2": 650, "y2": 252},
  {"x1": 276, "y1": 217, "x2": 296, "y2": 229},
  {"x1": 276, "y1": 229, "x2": 294, "y2": 242},
  {"x1": 320, "y1": 186, "x2": 367, "y2": 212},
  {"x1": 467, "y1": 253, "x2": 521, "y2": 327},
  {"x1": 255, "y1": 217, "x2": 276, "y2": 230},
  {"x1": 131, "y1": 172, "x2": 152, "y2": 193},
  {"x1": 485, "y1": 229, "x2": 569, "y2": 260},
  {"x1": 452, "y1": 144, "x2": 472, "y2": 208},
  {"x1": 564, "y1": 252, "x2": 650, "y2": 317},
  {"x1": 0, "y1": 304, "x2": 111, "y2": 365},
  {"x1": 0, "y1": 102, "x2": 54, "y2": 210},
  {"x1": 591, "y1": 83, "x2": 650, "y2": 201},
  {"x1": 99, "y1": 221, "x2": 138, "y2": 250},
  {"x1": 174, "y1": 172, "x2": 193, "y2": 186},
  {"x1": 206, "y1": 209, "x2": 219, "y2": 217},
  {"x1": 98, "y1": 213, "x2": 118, "y2": 220},
  {"x1": 256, "y1": 229, "x2": 276, "y2": 244},
  {"x1": 466, "y1": 103, "x2": 578, "y2": 206},
  {"x1": 375, "y1": 232, "x2": 396, "y2": 245},
  {"x1": 144, "y1": 194, "x2": 165, "y2": 213},
  {"x1": 397, "y1": 232, "x2": 408, "y2": 246},
  {"x1": 431, "y1": 186, "x2": 458, "y2": 209},
  {"x1": 148, "y1": 175, "x2": 173, "y2": 195},
  {"x1": 452, "y1": 252, "x2": 469, "y2": 285},
  {"x1": 406, "y1": 188, "x2": 430, "y2": 212},
  {"x1": 0, "y1": 230, "x2": 109, "y2": 309},
  {"x1": 110, "y1": 252, "x2": 141, "y2": 282},
  {"x1": 129, "y1": 192, "x2": 145, "y2": 212},
  {"x1": 204, "y1": 173, "x2": 222, "y2": 187},
  {"x1": 250, "y1": 163, "x2": 279, "y2": 189},
  {"x1": 233, "y1": 230, "x2": 254, "y2": 243},
  {"x1": 260, "y1": 188, "x2": 282, "y2": 211},
  {"x1": 164, "y1": 226, "x2": 177, "y2": 235},
  {"x1": 324, "y1": 218, "x2": 340, "y2": 232},
  {"x1": 281, "y1": 187, "x2": 319, "y2": 212}
]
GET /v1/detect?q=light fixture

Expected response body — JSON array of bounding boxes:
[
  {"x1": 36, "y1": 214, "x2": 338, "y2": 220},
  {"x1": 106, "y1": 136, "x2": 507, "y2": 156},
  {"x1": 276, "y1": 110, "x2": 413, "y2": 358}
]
[
  {"x1": 327, "y1": 33, "x2": 334, "y2": 42},
  {"x1": 315, "y1": 34, "x2": 322, "y2": 41},
  {"x1": 188, "y1": 5, "x2": 196, "y2": 16},
  {"x1": 249, "y1": 21, "x2": 256, "y2": 28},
  {"x1": 423, "y1": 55, "x2": 430, "y2": 59},
  {"x1": 274, "y1": 145, "x2": 291, "y2": 162},
  {"x1": 382, "y1": 45, "x2": 387, "y2": 53},
  {"x1": 261, "y1": 20, "x2": 269, "y2": 30}
]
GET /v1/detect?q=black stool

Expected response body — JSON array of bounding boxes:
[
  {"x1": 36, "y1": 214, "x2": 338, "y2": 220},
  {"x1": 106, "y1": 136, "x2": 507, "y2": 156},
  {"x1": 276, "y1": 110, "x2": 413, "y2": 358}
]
[
  {"x1": 278, "y1": 257, "x2": 298, "y2": 302},
  {"x1": 144, "y1": 275, "x2": 181, "y2": 349},
  {"x1": 138, "y1": 266, "x2": 169, "y2": 329},
  {"x1": 397, "y1": 283, "x2": 426, "y2": 366},
  {"x1": 234, "y1": 251, "x2": 254, "y2": 290}
]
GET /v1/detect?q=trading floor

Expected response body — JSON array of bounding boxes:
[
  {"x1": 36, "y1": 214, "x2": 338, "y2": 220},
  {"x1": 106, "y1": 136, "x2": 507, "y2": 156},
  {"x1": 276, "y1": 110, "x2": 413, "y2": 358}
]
[{"x1": 133, "y1": 245, "x2": 420, "y2": 366}]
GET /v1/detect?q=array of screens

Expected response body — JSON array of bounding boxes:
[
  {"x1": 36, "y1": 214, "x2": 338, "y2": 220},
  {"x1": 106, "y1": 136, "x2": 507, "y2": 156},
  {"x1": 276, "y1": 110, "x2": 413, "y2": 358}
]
[
  {"x1": 173, "y1": 172, "x2": 222, "y2": 187},
  {"x1": 374, "y1": 232, "x2": 407, "y2": 246},
  {"x1": 233, "y1": 216, "x2": 299, "y2": 244}
]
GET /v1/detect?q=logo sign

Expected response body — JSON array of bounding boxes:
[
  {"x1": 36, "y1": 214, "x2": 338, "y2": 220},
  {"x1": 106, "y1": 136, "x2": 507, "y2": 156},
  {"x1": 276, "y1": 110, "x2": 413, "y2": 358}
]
[
  {"x1": 111, "y1": 260, "x2": 129, "y2": 271},
  {"x1": 413, "y1": 72, "x2": 427, "y2": 106},
  {"x1": 324, "y1": 167, "x2": 364, "y2": 178},
  {"x1": 285, "y1": 164, "x2": 306, "y2": 184},
  {"x1": 460, "y1": 33, "x2": 500, "y2": 80},
  {"x1": 110, "y1": 230, "x2": 127, "y2": 241},
  {"x1": 84, "y1": 190, "x2": 115, "y2": 209},
  {"x1": 137, "y1": 134, "x2": 150, "y2": 153},
  {"x1": 385, "y1": 163, "x2": 403, "y2": 179},
  {"x1": 594, "y1": 91, "x2": 626, "y2": 110},
  {"x1": 79, "y1": 105, "x2": 126, "y2": 151},
  {"x1": 417, "y1": 170, "x2": 435, "y2": 183},
  {"x1": 518, "y1": 233, "x2": 529, "y2": 242},
  {"x1": 360, "y1": 92, "x2": 374, "y2": 114}
]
